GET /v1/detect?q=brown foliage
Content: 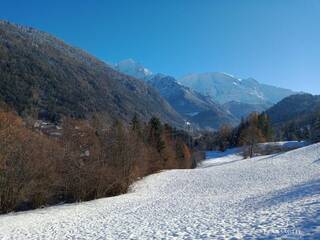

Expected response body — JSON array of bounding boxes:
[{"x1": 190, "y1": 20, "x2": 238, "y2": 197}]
[
  {"x1": 0, "y1": 111, "x2": 62, "y2": 212},
  {"x1": 239, "y1": 113, "x2": 266, "y2": 158},
  {"x1": 0, "y1": 112, "x2": 196, "y2": 213}
]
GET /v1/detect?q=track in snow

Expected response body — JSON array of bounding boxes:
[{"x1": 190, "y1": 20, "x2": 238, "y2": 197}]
[{"x1": 0, "y1": 143, "x2": 320, "y2": 239}]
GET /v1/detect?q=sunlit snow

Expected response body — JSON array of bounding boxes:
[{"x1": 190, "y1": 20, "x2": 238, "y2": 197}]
[{"x1": 0, "y1": 143, "x2": 319, "y2": 239}]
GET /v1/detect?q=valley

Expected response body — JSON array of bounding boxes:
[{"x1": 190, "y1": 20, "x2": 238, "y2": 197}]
[
  {"x1": 1, "y1": 143, "x2": 319, "y2": 239},
  {"x1": 0, "y1": 4, "x2": 320, "y2": 239}
]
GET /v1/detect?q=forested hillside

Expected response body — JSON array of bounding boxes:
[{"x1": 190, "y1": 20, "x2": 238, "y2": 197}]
[
  {"x1": 266, "y1": 94, "x2": 320, "y2": 141},
  {"x1": 0, "y1": 20, "x2": 182, "y2": 125}
]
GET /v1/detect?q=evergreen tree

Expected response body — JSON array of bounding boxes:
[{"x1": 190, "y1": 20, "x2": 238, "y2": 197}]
[
  {"x1": 283, "y1": 122, "x2": 299, "y2": 141},
  {"x1": 148, "y1": 117, "x2": 165, "y2": 154},
  {"x1": 311, "y1": 114, "x2": 320, "y2": 142},
  {"x1": 130, "y1": 113, "x2": 142, "y2": 137},
  {"x1": 258, "y1": 113, "x2": 273, "y2": 141}
]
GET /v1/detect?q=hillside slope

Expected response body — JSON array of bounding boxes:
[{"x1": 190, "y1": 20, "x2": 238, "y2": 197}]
[
  {"x1": 147, "y1": 74, "x2": 238, "y2": 129},
  {"x1": 1, "y1": 143, "x2": 319, "y2": 239},
  {"x1": 0, "y1": 21, "x2": 182, "y2": 125},
  {"x1": 265, "y1": 93, "x2": 320, "y2": 140},
  {"x1": 266, "y1": 93, "x2": 320, "y2": 126},
  {"x1": 223, "y1": 101, "x2": 270, "y2": 119}
]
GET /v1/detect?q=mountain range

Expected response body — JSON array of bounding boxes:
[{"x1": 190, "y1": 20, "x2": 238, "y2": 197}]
[
  {"x1": 114, "y1": 59, "x2": 296, "y2": 129},
  {"x1": 0, "y1": 20, "x2": 309, "y2": 131},
  {"x1": 179, "y1": 73, "x2": 295, "y2": 105}
]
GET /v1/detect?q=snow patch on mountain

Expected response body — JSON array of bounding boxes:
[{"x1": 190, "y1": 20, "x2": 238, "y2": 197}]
[{"x1": 114, "y1": 59, "x2": 153, "y2": 80}]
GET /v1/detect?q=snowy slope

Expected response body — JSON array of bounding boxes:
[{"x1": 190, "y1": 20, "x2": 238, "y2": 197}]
[
  {"x1": 147, "y1": 74, "x2": 238, "y2": 129},
  {"x1": 0, "y1": 143, "x2": 320, "y2": 239},
  {"x1": 179, "y1": 72, "x2": 295, "y2": 105}
]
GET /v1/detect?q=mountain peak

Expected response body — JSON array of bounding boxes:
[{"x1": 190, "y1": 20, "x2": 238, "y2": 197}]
[{"x1": 115, "y1": 59, "x2": 152, "y2": 80}]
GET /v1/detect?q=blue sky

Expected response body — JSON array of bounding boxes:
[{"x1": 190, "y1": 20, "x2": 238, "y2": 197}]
[{"x1": 1, "y1": 0, "x2": 320, "y2": 94}]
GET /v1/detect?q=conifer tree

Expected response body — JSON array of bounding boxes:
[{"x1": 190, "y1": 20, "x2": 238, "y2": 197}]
[
  {"x1": 311, "y1": 114, "x2": 320, "y2": 143},
  {"x1": 130, "y1": 113, "x2": 142, "y2": 137},
  {"x1": 258, "y1": 113, "x2": 273, "y2": 141},
  {"x1": 148, "y1": 117, "x2": 165, "y2": 154}
]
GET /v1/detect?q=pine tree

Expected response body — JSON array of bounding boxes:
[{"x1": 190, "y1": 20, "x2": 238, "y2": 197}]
[
  {"x1": 311, "y1": 114, "x2": 320, "y2": 143},
  {"x1": 283, "y1": 122, "x2": 299, "y2": 141},
  {"x1": 130, "y1": 113, "x2": 142, "y2": 137},
  {"x1": 148, "y1": 117, "x2": 165, "y2": 154},
  {"x1": 258, "y1": 113, "x2": 273, "y2": 141}
]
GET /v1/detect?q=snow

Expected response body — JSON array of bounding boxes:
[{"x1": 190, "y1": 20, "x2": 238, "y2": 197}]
[
  {"x1": 0, "y1": 143, "x2": 320, "y2": 239},
  {"x1": 185, "y1": 111, "x2": 200, "y2": 117},
  {"x1": 221, "y1": 72, "x2": 236, "y2": 79},
  {"x1": 258, "y1": 140, "x2": 308, "y2": 149},
  {"x1": 115, "y1": 59, "x2": 153, "y2": 80}
]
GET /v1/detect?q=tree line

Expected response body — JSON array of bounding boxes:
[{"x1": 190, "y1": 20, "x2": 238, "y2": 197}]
[
  {"x1": 0, "y1": 109, "x2": 202, "y2": 213},
  {"x1": 216, "y1": 112, "x2": 273, "y2": 158},
  {"x1": 275, "y1": 113, "x2": 320, "y2": 142},
  {"x1": 196, "y1": 111, "x2": 320, "y2": 158}
]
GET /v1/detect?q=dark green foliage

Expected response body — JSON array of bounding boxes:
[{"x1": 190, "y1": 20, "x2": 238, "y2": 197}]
[
  {"x1": 147, "y1": 117, "x2": 166, "y2": 154},
  {"x1": 130, "y1": 114, "x2": 141, "y2": 133},
  {"x1": 311, "y1": 113, "x2": 320, "y2": 143},
  {"x1": 130, "y1": 113, "x2": 145, "y2": 140},
  {"x1": 266, "y1": 94, "x2": 320, "y2": 124},
  {"x1": 258, "y1": 113, "x2": 273, "y2": 141}
]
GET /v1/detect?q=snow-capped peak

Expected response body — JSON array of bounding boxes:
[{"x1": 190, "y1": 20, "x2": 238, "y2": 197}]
[
  {"x1": 115, "y1": 59, "x2": 153, "y2": 80},
  {"x1": 221, "y1": 72, "x2": 235, "y2": 78}
]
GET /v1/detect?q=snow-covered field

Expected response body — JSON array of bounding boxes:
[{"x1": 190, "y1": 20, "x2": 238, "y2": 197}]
[{"x1": 0, "y1": 143, "x2": 320, "y2": 239}]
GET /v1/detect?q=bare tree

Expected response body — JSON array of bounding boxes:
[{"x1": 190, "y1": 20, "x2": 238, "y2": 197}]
[{"x1": 239, "y1": 113, "x2": 265, "y2": 158}]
